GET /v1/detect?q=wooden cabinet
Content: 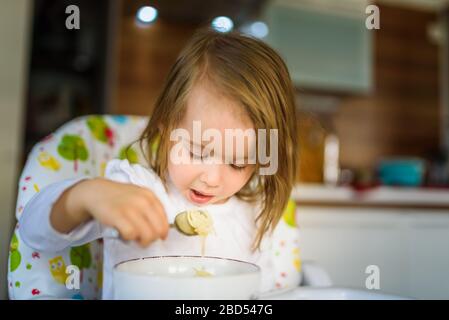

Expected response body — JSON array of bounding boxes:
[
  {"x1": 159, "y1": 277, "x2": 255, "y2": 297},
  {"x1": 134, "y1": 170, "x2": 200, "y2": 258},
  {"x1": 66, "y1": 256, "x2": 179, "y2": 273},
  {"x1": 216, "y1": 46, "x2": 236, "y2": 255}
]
[{"x1": 297, "y1": 207, "x2": 449, "y2": 299}]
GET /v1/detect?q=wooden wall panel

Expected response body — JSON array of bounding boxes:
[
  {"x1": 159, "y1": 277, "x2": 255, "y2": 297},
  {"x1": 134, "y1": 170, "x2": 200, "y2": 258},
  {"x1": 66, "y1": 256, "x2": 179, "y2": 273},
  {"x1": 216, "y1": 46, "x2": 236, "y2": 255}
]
[
  {"x1": 333, "y1": 3, "x2": 441, "y2": 170},
  {"x1": 115, "y1": 13, "x2": 198, "y2": 115}
]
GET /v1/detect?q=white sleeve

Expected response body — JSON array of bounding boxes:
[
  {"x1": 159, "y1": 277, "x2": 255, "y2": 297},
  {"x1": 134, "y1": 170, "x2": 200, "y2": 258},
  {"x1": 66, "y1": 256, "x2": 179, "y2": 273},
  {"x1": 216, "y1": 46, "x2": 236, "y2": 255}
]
[
  {"x1": 18, "y1": 159, "x2": 146, "y2": 252},
  {"x1": 18, "y1": 177, "x2": 103, "y2": 252},
  {"x1": 104, "y1": 159, "x2": 144, "y2": 185}
]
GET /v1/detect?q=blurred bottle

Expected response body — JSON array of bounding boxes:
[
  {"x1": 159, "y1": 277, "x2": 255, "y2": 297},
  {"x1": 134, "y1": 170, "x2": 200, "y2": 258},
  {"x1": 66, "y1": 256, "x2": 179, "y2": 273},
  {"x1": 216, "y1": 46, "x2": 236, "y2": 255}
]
[
  {"x1": 427, "y1": 150, "x2": 449, "y2": 187},
  {"x1": 297, "y1": 113, "x2": 326, "y2": 184},
  {"x1": 323, "y1": 133, "x2": 340, "y2": 185}
]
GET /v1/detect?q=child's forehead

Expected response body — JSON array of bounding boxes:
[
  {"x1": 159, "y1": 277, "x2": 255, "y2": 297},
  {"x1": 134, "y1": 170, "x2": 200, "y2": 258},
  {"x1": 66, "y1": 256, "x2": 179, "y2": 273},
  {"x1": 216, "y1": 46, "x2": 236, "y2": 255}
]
[{"x1": 180, "y1": 82, "x2": 253, "y2": 132}]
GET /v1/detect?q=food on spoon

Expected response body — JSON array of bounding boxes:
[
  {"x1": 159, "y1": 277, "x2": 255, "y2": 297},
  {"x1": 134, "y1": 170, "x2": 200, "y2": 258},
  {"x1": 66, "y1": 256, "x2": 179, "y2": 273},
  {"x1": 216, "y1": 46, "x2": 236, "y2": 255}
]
[
  {"x1": 187, "y1": 210, "x2": 213, "y2": 236},
  {"x1": 174, "y1": 210, "x2": 213, "y2": 236}
]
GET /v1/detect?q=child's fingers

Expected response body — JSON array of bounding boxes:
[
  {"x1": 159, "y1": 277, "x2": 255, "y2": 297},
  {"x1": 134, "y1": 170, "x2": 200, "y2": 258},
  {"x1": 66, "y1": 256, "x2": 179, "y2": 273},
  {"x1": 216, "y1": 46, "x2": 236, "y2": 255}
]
[
  {"x1": 141, "y1": 192, "x2": 169, "y2": 235},
  {"x1": 126, "y1": 210, "x2": 157, "y2": 247},
  {"x1": 113, "y1": 216, "x2": 139, "y2": 241},
  {"x1": 142, "y1": 190, "x2": 168, "y2": 221},
  {"x1": 141, "y1": 205, "x2": 169, "y2": 240}
]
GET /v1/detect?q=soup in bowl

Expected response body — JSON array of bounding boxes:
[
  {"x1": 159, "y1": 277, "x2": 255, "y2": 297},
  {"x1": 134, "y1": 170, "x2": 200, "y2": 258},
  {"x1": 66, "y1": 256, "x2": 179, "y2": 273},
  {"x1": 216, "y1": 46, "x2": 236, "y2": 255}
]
[{"x1": 113, "y1": 256, "x2": 261, "y2": 300}]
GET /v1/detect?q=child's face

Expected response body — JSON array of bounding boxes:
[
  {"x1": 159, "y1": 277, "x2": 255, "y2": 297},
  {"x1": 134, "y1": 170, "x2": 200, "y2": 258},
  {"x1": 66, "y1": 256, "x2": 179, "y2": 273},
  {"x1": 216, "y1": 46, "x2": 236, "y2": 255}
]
[{"x1": 167, "y1": 82, "x2": 256, "y2": 206}]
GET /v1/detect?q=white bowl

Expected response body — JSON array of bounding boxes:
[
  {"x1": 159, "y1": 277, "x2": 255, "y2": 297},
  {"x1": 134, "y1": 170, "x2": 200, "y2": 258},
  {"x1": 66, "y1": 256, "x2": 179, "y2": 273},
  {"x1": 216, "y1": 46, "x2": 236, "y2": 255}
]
[{"x1": 113, "y1": 256, "x2": 261, "y2": 300}]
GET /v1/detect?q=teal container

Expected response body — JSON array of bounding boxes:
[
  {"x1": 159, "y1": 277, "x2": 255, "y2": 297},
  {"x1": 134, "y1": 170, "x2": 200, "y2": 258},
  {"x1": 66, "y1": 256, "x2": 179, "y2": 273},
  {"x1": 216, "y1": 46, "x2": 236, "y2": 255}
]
[{"x1": 378, "y1": 159, "x2": 425, "y2": 186}]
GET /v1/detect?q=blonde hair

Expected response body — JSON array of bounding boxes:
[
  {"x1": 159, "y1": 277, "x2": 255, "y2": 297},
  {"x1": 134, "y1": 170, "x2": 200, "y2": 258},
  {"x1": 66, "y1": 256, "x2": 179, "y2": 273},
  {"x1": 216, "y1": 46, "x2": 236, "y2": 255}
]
[{"x1": 137, "y1": 28, "x2": 299, "y2": 250}]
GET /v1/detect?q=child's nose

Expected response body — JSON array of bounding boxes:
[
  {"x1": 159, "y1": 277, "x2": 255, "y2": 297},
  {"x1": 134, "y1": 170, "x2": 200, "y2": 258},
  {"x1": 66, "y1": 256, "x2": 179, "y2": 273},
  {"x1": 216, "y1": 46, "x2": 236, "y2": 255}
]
[{"x1": 199, "y1": 164, "x2": 222, "y2": 188}]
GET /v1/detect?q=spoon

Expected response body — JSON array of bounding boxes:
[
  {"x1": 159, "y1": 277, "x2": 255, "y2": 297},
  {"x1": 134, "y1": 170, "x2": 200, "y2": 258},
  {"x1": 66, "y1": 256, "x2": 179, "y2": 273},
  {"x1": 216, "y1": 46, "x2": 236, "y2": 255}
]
[{"x1": 103, "y1": 209, "x2": 212, "y2": 240}]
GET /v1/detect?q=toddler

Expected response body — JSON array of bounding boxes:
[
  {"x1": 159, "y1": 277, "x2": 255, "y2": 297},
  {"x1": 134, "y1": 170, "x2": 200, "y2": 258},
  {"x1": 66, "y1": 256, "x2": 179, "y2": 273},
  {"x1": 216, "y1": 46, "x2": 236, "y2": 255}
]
[{"x1": 19, "y1": 28, "x2": 300, "y2": 299}]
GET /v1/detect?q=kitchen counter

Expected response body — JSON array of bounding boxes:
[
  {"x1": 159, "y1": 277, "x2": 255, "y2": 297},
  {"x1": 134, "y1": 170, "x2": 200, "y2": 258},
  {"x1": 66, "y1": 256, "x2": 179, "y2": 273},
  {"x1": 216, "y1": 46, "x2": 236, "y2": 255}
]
[{"x1": 291, "y1": 184, "x2": 449, "y2": 209}]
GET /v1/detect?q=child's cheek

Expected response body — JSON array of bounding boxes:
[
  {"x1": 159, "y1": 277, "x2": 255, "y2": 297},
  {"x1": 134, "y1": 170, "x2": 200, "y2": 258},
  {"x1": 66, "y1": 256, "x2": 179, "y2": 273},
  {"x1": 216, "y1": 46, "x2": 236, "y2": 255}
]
[{"x1": 167, "y1": 160, "x2": 197, "y2": 190}]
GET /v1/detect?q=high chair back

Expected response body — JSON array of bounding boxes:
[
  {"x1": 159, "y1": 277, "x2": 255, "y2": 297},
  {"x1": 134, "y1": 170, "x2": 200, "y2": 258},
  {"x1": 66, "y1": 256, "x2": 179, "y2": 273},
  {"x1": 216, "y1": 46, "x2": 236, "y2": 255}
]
[{"x1": 7, "y1": 115, "x2": 301, "y2": 299}]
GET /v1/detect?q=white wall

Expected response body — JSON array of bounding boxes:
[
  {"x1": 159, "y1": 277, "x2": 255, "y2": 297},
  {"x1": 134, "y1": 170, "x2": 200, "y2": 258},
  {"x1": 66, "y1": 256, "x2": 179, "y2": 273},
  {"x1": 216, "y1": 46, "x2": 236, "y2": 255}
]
[
  {"x1": 297, "y1": 207, "x2": 449, "y2": 299},
  {"x1": 0, "y1": 0, "x2": 33, "y2": 299}
]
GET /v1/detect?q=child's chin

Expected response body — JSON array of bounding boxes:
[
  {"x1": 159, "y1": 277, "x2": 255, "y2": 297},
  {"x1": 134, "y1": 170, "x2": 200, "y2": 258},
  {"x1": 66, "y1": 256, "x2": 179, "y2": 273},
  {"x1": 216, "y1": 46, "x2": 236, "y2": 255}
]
[{"x1": 209, "y1": 197, "x2": 229, "y2": 205}]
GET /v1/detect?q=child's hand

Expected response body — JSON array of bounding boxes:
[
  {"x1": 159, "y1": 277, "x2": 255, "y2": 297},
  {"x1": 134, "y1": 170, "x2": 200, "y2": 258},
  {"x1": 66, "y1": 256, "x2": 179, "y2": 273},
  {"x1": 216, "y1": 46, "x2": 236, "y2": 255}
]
[
  {"x1": 51, "y1": 178, "x2": 169, "y2": 247},
  {"x1": 86, "y1": 178, "x2": 170, "y2": 246}
]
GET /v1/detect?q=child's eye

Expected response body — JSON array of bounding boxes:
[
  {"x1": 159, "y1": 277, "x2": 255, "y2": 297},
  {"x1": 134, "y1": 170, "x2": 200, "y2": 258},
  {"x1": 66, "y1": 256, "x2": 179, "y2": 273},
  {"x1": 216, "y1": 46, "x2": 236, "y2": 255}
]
[
  {"x1": 230, "y1": 163, "x2": 246, "y2": 171},
  {"x1": 189, "y1": 151, "x2": 203, "y2": 160}
]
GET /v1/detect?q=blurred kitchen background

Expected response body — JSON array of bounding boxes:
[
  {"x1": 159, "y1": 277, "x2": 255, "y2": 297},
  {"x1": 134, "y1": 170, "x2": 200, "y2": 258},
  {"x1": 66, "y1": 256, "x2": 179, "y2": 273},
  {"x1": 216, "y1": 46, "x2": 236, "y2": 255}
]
[{"x1": 1, "y1": 0, "x2": 449, "y2": 299}]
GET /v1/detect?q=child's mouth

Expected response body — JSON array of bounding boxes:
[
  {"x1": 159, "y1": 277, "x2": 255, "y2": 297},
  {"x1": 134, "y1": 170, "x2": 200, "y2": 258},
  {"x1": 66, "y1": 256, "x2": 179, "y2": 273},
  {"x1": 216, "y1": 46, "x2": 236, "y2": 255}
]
[{"x1": 189, "y1": 189, "x2": 214, "y2": 204}]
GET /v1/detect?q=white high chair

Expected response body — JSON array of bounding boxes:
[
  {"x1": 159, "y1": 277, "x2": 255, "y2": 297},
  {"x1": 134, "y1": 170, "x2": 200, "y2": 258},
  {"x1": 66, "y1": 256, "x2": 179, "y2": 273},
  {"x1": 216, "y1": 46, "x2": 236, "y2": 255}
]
[{"x1": 7, "y1": 115, "x2": 330, "y2": 299}]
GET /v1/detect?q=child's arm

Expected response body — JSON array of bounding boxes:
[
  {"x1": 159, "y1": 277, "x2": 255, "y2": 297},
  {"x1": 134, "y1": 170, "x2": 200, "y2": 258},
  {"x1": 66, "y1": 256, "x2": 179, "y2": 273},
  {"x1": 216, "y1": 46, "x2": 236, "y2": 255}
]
[
  {"x1": 49, "y1": 176, "x2": 170, "y2": 246},
  {"x1": 49, "y1": 178, "x2": 97, "y2": 233},
  {"x1": 19, "y1": 163, "x2": 170, "y2": 251},
  {"x1": 18, "y1": 177, "x2": 101, "y2": 252}
]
